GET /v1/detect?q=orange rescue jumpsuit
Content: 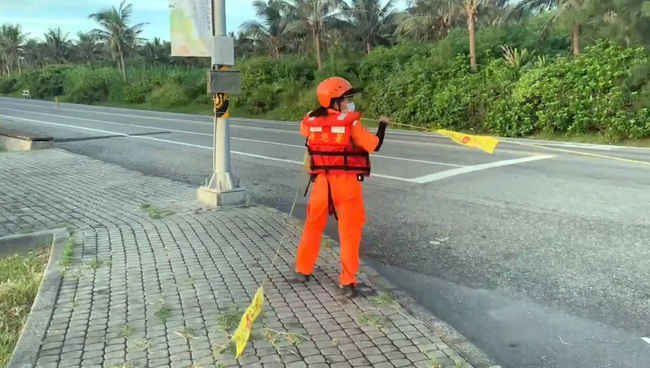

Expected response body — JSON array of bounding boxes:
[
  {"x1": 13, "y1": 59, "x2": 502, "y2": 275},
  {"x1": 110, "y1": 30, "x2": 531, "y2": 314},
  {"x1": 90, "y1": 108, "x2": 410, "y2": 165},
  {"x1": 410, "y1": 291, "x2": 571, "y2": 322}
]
[{"x1": 295, "y1": 111, "x2": 381, "y2": 286}]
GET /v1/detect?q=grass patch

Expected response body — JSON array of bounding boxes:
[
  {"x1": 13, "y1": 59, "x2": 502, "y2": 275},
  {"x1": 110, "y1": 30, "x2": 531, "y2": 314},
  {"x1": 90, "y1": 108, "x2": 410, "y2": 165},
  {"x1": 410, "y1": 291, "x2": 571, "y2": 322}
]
[
  {"x1": 369, "y1": 292, "x2": 395, "y2": 306},
  {"x1": 140, "y1": 203, "x2": 174, "y2": 220},
  {"x1": 60, "y1": 237, "x2": 75, "y2": 271},
  {"x1": 0, "y1": 247, "x2": 50, "y2": 367},
  {"x1": 118, "y1": 324, "x2": 133, "y2": 338},
  {"x1": 174, "y1": 326, "x2": 195, "y2": 341},
  {"x1": 129, "y1": 338, "x2": 150, "y2": 350},
  {"x1": 263, "y1": 328, "x2": 306, "y2": 346},
  {"x1": 357, "y1": 312, "x2": 386, "y2": 328},
  {"x1": 155, "y1": 307, "x2": 170, "y2": 324},
  {"x1": 85, "y1": 258, "x2": 103, "y2": 271},
  {"x1": 217, "y1": 306, "x2": 243, "y2": 333}
]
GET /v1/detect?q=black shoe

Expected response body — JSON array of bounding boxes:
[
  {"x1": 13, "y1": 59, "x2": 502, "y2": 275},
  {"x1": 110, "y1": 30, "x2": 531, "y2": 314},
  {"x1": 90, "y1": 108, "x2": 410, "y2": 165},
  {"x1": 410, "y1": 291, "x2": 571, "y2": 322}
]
[
  {"x1": 293, "y1": 272, "x2": 311, "y2": 283},
  {"x1": 340, "y1": 284, "x2": 358, "y2": 298}
]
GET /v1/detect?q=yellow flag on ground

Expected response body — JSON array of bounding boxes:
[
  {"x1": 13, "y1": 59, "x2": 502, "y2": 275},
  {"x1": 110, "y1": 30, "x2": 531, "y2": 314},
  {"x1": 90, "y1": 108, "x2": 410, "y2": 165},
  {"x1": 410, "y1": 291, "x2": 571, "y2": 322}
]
[
  {"x1": 231, "y1": 286, "x2": 265, "y2": 358},
  {"x1": 434, "y1": 129, "x2": 500, "y2": 154}
]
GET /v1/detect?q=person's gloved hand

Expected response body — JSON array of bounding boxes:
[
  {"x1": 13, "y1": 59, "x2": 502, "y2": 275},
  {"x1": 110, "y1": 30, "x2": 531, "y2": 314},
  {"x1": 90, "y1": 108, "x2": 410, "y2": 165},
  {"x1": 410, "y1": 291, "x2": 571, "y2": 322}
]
[{"x1": 379, "y1": 116, "x2": 394, "y2": 126}]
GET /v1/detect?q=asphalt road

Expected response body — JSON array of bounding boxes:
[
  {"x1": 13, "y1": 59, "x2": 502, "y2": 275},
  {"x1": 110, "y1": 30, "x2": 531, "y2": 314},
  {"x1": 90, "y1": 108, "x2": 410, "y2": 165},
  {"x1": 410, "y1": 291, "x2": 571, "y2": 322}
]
[{"x1": 2, "y1": 97, "x2": 650, "y2": 368}]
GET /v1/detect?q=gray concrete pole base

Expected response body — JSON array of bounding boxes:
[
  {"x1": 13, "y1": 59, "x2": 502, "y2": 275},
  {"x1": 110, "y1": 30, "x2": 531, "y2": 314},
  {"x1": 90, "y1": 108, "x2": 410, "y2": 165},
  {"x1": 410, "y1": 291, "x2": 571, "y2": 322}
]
[{"x1": 197, "y1": 186, "x2": 249, "y2": 208}]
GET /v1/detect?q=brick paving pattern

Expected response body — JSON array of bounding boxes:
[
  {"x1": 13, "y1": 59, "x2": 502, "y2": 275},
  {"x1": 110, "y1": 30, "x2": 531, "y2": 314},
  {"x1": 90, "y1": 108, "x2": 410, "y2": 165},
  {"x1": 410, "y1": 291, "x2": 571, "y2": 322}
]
[{"x1": 1, "y1": 149, "x2": 477, "y2": 368}]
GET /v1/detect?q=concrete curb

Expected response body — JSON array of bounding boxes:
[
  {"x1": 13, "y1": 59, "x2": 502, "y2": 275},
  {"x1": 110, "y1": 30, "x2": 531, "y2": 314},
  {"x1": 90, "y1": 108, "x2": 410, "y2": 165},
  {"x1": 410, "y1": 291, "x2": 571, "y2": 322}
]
[
  {"x1": 0, "y1": 229, "x2": 59, "y2": 258},
  {"x1": 263, "y1": 205, "x2": 499, "y2": 368},
  {"x1": 8, "y1": 228, "x2": 69, "y2": 368}
]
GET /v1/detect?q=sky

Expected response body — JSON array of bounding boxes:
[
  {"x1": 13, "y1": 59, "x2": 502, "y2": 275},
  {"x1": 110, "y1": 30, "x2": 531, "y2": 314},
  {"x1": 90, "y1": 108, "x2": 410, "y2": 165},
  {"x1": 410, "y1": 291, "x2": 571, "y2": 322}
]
[{"x1": 0, "y1": 0, "x2": 258, "y2": 41}]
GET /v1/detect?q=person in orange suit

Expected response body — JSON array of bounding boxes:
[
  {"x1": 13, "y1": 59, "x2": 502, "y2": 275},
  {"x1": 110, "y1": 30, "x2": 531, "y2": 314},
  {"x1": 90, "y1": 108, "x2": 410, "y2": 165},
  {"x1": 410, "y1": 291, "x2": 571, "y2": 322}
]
[{"x1": 295, "y1": 76, "x2": 390, "y2": 298}]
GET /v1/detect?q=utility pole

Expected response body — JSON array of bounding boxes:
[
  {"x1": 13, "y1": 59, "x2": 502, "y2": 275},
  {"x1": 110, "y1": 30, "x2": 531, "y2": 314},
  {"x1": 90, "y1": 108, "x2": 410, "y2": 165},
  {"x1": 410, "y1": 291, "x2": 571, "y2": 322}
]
[{"x1": 197, "y1": 0, "x2": 247, "y2": 207}]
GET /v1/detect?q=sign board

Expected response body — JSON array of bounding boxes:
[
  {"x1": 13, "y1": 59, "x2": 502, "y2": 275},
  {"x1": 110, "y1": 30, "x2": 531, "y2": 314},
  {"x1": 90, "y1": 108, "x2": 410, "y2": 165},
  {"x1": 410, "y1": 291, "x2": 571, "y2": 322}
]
[
  {"x1": 208, "y1": 70, "x2": 242, "y2": 94},
  {"x1": 170, "y1": 0, "x2": 213, "y2": 57}
]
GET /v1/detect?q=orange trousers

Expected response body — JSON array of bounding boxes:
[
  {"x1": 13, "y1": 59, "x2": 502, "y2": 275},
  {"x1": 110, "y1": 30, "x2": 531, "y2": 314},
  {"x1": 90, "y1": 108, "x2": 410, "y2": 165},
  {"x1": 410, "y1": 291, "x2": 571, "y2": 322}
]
[{"x1": 296, "y1": 173, "x2": 365, "y2": 286}]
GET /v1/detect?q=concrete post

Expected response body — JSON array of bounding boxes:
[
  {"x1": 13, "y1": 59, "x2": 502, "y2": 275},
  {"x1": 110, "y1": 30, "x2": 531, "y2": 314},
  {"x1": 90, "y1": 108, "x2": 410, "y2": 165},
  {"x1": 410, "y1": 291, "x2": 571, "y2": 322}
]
[{"x1": 197, "y1": 0, "x2": 248, "y2": 207}]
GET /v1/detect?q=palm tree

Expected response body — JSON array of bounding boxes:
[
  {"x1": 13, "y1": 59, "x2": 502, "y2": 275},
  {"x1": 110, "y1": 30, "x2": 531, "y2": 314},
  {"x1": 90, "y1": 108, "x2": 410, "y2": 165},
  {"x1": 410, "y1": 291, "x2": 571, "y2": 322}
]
[
  {"x1": 396, "y1": 0, "x2": 463, "y2": 41},
  {"x1": 240, "y1": 0, "x2": 292, "y2": 59},
  {"x1": 75, "y1": 31, "x2": 101, "y2": 65},
  {"x1": 89, "y1": 0, "x2": 146, "y2": 81},
  {"x1": 286, "y1": 0, "x2": 345, "y2": 70},
  {"x1": 461, "y1": 0, "x2": 487, "y2": 72},
  {"x1": 509, "y1": 0, "x2": 586, "y2": 56},
  {"x1": 583, "y1": 0, "x2": 650, "y2": 48},
  {"x1": 43, "y1": 28, "x2": 72, "y2": 64},
  {"x1": 480, "y1": 0, "x2": 511, "y2": 27},
  {"x1": 140, "y1": 37, "x2": 170, "y2": 65},
  {"x1": 0, "y1": 24, "x2": 28, "y2": 75},
  {"x1": 21, "y1": 38, "x2": 45, "y2": 69},
  {"x1": 231, "y1": 31, "x2": 257, "y2": 59},
  {"x1": 343, "y1": 0, "x2": 397, "y2": 54}
]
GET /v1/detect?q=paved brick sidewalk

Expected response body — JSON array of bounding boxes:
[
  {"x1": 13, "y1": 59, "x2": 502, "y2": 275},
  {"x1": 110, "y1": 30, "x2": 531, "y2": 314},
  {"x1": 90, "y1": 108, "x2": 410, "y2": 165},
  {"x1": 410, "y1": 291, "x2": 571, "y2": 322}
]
[{"x1": 2, "y1": 150, "x2": 492, "y2": 368}]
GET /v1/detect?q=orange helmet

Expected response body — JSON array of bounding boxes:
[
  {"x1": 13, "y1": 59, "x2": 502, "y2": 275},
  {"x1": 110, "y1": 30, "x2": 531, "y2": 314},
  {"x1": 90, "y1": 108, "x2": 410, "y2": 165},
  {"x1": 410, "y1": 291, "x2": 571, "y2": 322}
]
[{"x1": 316, "y1": 77, "x2": 361, "y2": 108}]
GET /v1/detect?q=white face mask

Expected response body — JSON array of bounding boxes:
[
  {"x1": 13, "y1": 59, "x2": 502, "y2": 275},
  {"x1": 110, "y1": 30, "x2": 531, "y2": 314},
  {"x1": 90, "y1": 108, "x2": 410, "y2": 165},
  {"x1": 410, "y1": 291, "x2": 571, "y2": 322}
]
[{"x1": 346, "y1": 102, "x2": 356, "y2": 112}]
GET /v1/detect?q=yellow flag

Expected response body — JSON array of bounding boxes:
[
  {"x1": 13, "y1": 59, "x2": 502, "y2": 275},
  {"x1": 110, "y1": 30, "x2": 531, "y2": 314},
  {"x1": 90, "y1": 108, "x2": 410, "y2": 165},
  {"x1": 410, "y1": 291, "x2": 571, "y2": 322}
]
[
  {"x1": 434, "y1": 129, "x2": 500, "y2": 154},
  {"x1": 303, "y1": 149, "x2": 311, "y2": 172},
  {"x1": 231, "y1": 286, "x2": 265, "y2": 358}
]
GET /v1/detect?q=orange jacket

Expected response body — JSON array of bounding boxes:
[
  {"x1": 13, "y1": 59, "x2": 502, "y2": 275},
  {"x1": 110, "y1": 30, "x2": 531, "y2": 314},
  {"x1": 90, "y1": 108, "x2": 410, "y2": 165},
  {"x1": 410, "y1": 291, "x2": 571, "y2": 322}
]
[{"x1": 301, "y1": 110, "x2": 380, "y2": 176}]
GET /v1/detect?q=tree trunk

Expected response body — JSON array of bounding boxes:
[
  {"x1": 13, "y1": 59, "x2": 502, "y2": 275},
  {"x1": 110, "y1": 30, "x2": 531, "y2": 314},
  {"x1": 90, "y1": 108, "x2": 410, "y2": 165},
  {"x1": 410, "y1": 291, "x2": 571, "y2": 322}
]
[
  {"x1": 366, "y1": 40, "x2": 372, "y2": 55},
  {"x1": 314, "y1": 29, "x2": 322, "y2": 71},
  {"x1": 468, "y1": 13, "x2": 477, "y2": 72},
  {"x1": 572, "y1": 23, "x2": 580, "y2": 56},
  {"x1": 119, "y1": 50, "x2": 127, "y2": 82},
  {"x1": 17, "y1": 54, "x2": 21, "y2": 74}
]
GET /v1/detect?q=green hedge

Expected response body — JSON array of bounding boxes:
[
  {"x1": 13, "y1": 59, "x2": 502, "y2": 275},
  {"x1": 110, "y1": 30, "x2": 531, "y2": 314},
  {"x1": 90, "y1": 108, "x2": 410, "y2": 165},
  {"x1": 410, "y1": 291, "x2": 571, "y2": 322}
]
[{"x1": 2, "y1": 27, "x2": 649, "y2": 142}]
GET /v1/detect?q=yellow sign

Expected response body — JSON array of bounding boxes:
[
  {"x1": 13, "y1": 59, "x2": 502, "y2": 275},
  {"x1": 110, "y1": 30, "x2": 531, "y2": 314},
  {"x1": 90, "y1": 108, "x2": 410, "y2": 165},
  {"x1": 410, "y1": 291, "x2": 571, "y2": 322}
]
[
  {"x1": 434, "y1": 129, "x2": 500, "y2": 154},
  {"x1": 231, "y1": 286, "x2": 264, "y2": 358}
]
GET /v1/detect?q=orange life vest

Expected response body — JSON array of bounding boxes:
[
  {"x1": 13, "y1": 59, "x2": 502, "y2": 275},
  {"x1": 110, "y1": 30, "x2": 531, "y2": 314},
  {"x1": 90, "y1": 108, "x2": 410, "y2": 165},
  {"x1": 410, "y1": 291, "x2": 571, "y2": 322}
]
[{"x1": 303, "y1": 111, "x2": 371, "y2": 176}]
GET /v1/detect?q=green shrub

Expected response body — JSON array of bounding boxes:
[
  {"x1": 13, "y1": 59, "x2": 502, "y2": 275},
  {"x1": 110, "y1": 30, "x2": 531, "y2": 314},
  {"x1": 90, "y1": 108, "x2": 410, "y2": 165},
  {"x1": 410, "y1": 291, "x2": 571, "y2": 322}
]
[
  {"x1": 6, "y1": 18, "x2": 650, "y2": 143},
  {"x1": 20, "y1": 65, "x2": 72, "y2": 99},
  {"x1": 232, "y1": 56, "x2": 314, "y2": 115},
  {"x1": 125, "y1": 81, "x2": 154, "y2": 103},
  {"x1": 0, "y1": 77, "x2": 20, "y2": 94},
  {"x1": 487, "y1": 40, "x2": 650, "y2": 140},
  {"x1": 147, "y1": 83, "x2": 191, "y2": 108},
  {"x1": 64, "y1": 67, "x2": 121, "y2": 104}
]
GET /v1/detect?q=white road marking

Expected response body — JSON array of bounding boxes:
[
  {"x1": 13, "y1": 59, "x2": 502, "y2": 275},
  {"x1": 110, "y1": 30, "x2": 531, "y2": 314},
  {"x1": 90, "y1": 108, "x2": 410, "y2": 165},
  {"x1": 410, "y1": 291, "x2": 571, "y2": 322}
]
[
  {"x1": 0, "y1": 100, "x2": 543, "y2": 156},
  {"x1": 0, "y1": 99, "x2": 210, "y2": 124},
  {"x1": 2, "y1": 116, "x2": 414, "y2": 182},
  {"x1": 4, "y1": 97, "x2": 650, "y2": 154},
  {"x1": 0, "y1": 107, "x2": 464, "y2": 167},
  {"x1": 234, "y1": 137, "x2": 463, "y2": 167},
  {"x1": 410, "y1": 155, "x2": 555, "y2": 184},
  {"x1": 642, "y1": 337, "x2": 650, "y2": 345}
]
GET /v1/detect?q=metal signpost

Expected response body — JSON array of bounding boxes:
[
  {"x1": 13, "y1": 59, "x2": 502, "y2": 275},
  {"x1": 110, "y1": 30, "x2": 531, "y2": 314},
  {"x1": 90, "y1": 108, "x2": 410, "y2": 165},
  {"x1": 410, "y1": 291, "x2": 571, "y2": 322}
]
[{"x1": 170, "y1": 0, "x2": 247, "y2": 207}]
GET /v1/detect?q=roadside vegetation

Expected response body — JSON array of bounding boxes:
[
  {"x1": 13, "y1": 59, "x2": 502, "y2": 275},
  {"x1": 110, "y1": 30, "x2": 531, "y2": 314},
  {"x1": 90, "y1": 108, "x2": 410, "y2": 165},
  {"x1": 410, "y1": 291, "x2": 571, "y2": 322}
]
[
  {"x1": 1, "y1": 1, "x2": 650, "y2": 144},
  {"x1": 0, "y1": 247, "x2": 50, "y2": 367}
]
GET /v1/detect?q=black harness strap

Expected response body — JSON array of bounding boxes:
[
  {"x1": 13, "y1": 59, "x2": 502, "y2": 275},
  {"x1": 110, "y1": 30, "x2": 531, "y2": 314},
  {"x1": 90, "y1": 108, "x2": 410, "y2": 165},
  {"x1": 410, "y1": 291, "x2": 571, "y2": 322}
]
[
  {"x1": 304, "y1": 174, "x2": 316, "y2": 197},
  {"x1": 326, "y1": 177, "x2": 338, "y2": 220}
]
